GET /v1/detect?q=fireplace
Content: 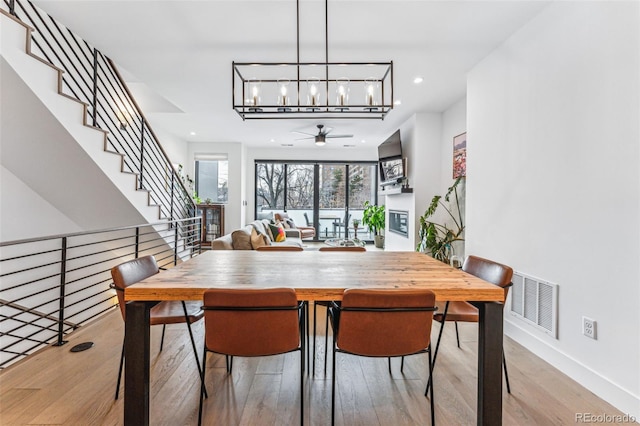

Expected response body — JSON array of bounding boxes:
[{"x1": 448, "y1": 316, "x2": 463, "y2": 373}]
[{"x1": 389, "y1": 210, "x2": 409, "y2": 237}]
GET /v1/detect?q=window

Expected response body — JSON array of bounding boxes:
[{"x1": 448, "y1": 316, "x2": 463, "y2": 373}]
[
  {"x1": 286, "y1": 164, "x2": 314, "y2": 209},
  {"x1": 255, "y1": 161, "x2": 377, "y2": 240},
  {"x1": 256, "y1": 163, "x2": 285, "y2": 210},
  {"x1": 195, "y1": 154, "x2": 228, "y2": 203}
]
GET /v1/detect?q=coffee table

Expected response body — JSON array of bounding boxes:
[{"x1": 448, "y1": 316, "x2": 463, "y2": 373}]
[{"x1": 324, "y1": 238, "x2": 366, "y2": 247}]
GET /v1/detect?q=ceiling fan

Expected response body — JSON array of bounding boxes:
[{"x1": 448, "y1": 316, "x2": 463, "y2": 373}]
[{"x1": 293, "y1": 124, "x2": 353, "y2": 146}]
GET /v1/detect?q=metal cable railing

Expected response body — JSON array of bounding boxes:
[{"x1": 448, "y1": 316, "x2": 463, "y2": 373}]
[
  {"x1": 0, "y1": 217, "x2": 202, "y2": 369},
  {"x1": 2, "y1": 0, "x2": 195, "y2": 221}
]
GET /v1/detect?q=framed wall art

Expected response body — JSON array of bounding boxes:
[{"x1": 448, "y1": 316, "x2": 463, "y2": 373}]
[{"x1": 453, "y1": 132, "x2": 467, "y2": 178}]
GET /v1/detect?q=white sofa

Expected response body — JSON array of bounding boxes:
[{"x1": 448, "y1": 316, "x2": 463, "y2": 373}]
[{"x1": 211, "y1": 219, "x2": 304, "y2": 250}]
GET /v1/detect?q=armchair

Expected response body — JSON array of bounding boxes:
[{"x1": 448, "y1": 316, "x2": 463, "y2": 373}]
[{"x1": 275, "y1": 212, "x2": 316, "y2": 239}]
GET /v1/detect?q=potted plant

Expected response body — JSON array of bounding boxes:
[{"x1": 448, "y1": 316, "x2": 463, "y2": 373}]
[
  {"x1": 416, "y1": 177, "x2": 464, "y2": 264},
  {"x1": 362, "y1": 201, "x2": 386, "y2": 248}
]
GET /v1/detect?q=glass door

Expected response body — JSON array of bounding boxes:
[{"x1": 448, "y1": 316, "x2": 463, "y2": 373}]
[
  {"x1": 318, "y1": 163, "x2": 348, "y2": 239},
  {"x1": 347, "y1": 163, "x2": 378, "y2": 241},
  {"x1": 255, "y1": 163, "x2": 284, "y2": 218},
  {"x1": 285, "y1": 164, "x2": 315, "y2": 228},
  {"x1": 255, "y1": 161, "x2": 378, "y2": 241}
]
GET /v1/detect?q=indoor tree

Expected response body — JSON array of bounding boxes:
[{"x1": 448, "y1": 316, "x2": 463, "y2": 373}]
[
  {"x1": 416, "y1": 177, "x2": 464, "y2": 264},
  {"x1": 362, "y1": 201, "x2": 386, "y2": 248}
]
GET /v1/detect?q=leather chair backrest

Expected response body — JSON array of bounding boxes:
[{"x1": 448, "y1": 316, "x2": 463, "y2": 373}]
[
  {"x1": 274, "y1": 212, "x2": 289, "y2": 222},
  {"x1": 110, "y1": 255, "x2": 159, "y2": 320},
  {"x1": 463, "y1": 255, "x2": 513, "y2": 299},
  {"x1": 336, "y1": 289, "x2": 436, "y2": 357},
  {"x1": 203, "y1": 288, "x2": 300, "y2": 357}
]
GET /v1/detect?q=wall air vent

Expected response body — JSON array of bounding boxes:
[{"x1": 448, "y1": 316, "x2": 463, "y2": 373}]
[{"x1": 510, "y1": 271, "x2": 558, "y2": 338}]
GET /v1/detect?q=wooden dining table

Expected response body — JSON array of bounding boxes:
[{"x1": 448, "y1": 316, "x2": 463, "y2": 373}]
[{"x1": 123, "y1": 250, "x2": 506, "y2": 425}]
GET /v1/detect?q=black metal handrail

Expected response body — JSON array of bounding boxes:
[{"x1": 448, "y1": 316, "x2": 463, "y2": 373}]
[
  {"x1": 1, "y1": 0, "x2": 195, "y2": 221},
  {"x1": 0, "y1": 217, "x2": 202, "y2": 369}
]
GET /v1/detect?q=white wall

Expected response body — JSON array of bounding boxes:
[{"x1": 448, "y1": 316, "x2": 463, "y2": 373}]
[
  {"x1": 0, "y1": 166, "x2": 82, "y2": 240},
  {"x1": 467, "y1": 1, "x2": 639, "y2": 417},
  {"x1": 155, "y1": 127, "x2": 188, "y2": 170}
]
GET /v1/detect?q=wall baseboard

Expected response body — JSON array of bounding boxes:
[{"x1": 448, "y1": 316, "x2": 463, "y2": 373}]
[{"x1": 505, "y1": 320, "x2": 640, "y2": 420}]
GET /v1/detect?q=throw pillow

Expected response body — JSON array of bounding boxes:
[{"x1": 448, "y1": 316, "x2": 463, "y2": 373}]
[
  {"x1": 252, "y1": 221, "x2": 272, "y2": 242},
  {"x1": 250, "y1": 227, "x2": 270, "y2": 249},
  {"x1": 261, "y1": 219, "x2": 275, "y2": 241},
  {"x1": 286, "y1": 218, "x2": 297, "y2": 229},
  {"x1": 231, "y1": 226, "x2": 253, "y2": 250},
  {"x1": 268, "y1": 223, "x2": 287, "y2": 242}
]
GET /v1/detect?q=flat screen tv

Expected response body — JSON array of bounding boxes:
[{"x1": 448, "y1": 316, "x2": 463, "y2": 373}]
[
  {"x1": 378, "y1": 130, "x2": 402, "y2": 160},
  {"x1": 378, "y1": 130, "x2": 405, "y2": 183}
]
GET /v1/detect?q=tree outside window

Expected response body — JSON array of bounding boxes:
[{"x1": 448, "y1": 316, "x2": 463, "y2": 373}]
[{"x1": 256, "y1": 163, "x2": 285, "y2": 209}]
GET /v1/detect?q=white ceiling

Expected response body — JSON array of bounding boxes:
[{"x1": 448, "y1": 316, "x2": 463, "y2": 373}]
[{"x1": 32, "y1": 0, "x2": 550, "y2": 150}]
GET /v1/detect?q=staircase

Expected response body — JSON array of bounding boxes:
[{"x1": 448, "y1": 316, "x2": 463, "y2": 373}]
[
  {"x1": 0, "y1": 2, "x2": 201, "y2": 368},
  {"x1": 0, "y1": 3, "x2": 194, "y2": 236}
]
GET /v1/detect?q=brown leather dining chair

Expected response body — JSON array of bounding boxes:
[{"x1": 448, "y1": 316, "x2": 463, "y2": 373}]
[
  {"x1": 426, "y1": 255, "x2": 514, "y2": 395},
  {"x1": 255, "y1": 244, "x2": 308, "y2": 371},
  {"x1": 198, "y1": 288, "x2": 304, "y2": 426},
  {"x1": 110, "y1": 255, "x2": 205, "y2": 400},
  {"x1": 314, "y1": 246, "x2": 366, "y2": 375},
  {"x1": 328, "y1": 289, "x2": 437, "y2": 426},
  {"x1": 218, "y1": 244, "x2": 306, "y2": 379}
]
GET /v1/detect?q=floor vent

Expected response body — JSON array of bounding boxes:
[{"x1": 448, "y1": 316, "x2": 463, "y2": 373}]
[{"x1": 509, "y1": 271, "x2": 558, "y2": 338}]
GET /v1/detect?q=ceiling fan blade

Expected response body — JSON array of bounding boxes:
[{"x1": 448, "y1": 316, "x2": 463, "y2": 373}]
[
  {"x1": 294, "y1": 136, "x2": 315, "y2": 140},
  {"x1": 322, "y1": 127, "x2": 333, "y2": 135},
  {"x1": 292, "y1": 131, "x2": 317, "y2": 136},
  {"x1": 326, "y1": 134, "x2": 353, "y2": 139}
]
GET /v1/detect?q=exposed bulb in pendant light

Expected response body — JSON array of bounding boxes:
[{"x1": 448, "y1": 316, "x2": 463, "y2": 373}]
[
  {"x1": 278, "y1": 80, "x2": 290, "y2": 106},
  {"x1": 335, "y1": 78, "x2": 349, "y2": 110},
  {"x1": 307, "y1": 77, "x2": 321, "y2": 109},
  {"x1": 248, "y1": 79, "x2": 261, "y2": 111},
  {"x1": 277, "y1": 79, "x2": 291, "y2": 111}
]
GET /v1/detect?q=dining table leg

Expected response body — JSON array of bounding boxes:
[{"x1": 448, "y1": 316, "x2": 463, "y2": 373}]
[
  {"x1": 124, "y1": 301, "x2": 155, "y2": 426},
  {"x1": 475, "y1": 301, "x2": 504, "y2": 426}
]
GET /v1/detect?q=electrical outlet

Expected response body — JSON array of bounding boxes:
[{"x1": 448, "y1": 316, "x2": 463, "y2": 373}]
[{"x1": 583, "y1": 316, "x2": 597, "y2": 340}]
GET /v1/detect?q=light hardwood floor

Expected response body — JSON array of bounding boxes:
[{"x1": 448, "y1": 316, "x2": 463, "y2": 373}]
[{"x1": 0, "y1": 306, "x2": 629, "y2": 425}]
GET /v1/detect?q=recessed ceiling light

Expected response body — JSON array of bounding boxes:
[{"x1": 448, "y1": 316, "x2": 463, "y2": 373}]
[
  {"x1": 269, "y1": 138, "x2": 275, "y2": 142},
  {"x1": 361, "y1": 139, "x2": 366, "y2": 144},
  {"x1": 190, "y1": 131, "x2": 196, "y2": 136},
  {"x1": 394, "y1": 100, "x2": 402, "y2": 106},
  {"x1": 413, "y1": 77, "x2": 423, "y2": 84}
]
